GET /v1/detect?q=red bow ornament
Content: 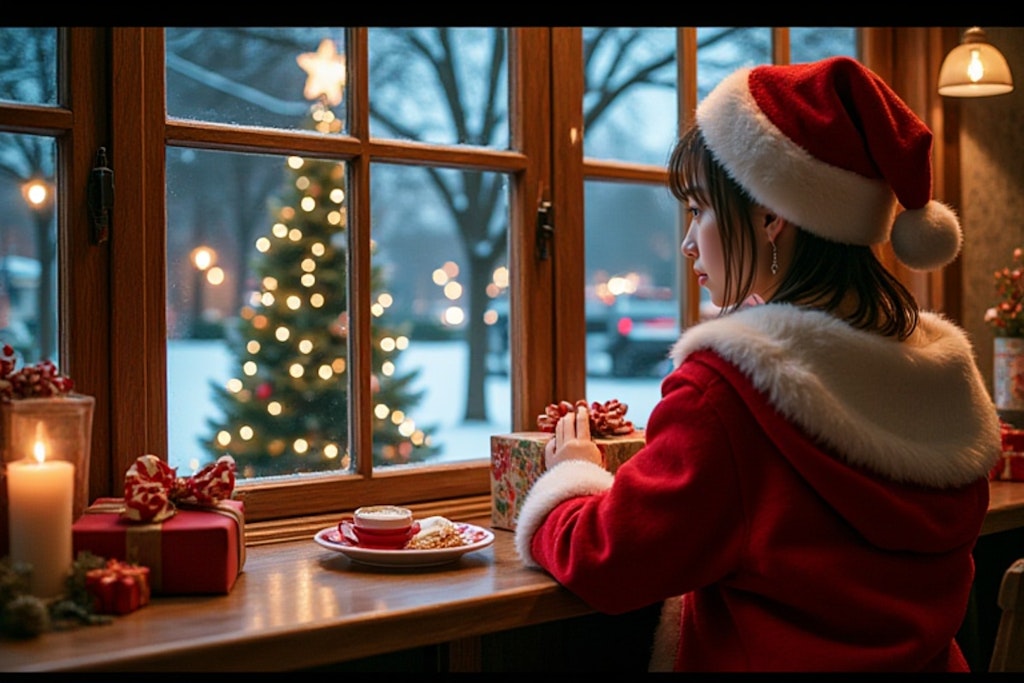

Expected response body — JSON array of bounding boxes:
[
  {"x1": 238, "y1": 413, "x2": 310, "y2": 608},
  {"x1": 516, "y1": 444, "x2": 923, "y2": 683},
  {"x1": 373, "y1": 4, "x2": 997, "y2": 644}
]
[
  {"x1": 122, "y1": 454, "x2": 236, "y2": 523},
  {"x1": 537, "y1": 399, "x2": 635, "y2": 436}
]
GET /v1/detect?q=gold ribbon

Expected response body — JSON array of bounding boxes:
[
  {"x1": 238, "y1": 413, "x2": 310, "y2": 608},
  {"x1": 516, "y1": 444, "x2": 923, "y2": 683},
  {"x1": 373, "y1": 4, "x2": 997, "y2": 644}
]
[
  {"x1": 84, "y1": 499, "x2": 246, "y2": 591},
  {"x1": 125, "y1": 522, "x2": 164, "y2": 589}
]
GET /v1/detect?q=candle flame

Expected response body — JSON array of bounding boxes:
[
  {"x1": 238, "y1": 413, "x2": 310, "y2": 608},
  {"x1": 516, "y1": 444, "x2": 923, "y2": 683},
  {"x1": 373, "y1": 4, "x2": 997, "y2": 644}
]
[
  {"x1": 33, "y1": 440, "x2": 47, "y2": 463},
  {"x1": 33, "y1": 440, "x2": 47, "y2": 464},
  {"x1": 31, "y1": 420, "x2": 50, "y2": 463}
]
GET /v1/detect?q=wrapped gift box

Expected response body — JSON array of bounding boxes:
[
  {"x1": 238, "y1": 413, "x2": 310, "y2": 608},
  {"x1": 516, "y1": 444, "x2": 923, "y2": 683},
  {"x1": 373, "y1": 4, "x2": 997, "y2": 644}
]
[
  {"x1": 72, "y1": 497, "x2": 245, "y2": 595},
  {"x1": 490, "y1": 431, "x2": 645, "y2": 531},
  {"x1": 86, "y1": 559, "x2": 151, "y2": 615},
  {"x1": 1002, "y1": 425, "x2": 1024, "y2": 452},
  {"x1": 990, "y1": 452, "x2": 1024, "y2": 482},
  {"x1": 991, "y1": 425, "x2": 1024, "y2": 482}
]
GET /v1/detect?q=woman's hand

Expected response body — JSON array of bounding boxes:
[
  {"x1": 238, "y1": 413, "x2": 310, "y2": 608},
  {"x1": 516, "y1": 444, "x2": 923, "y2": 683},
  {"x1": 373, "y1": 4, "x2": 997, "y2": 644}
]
[{"x1": 544, "y1": 404, "x2": 604, "y2": 469}]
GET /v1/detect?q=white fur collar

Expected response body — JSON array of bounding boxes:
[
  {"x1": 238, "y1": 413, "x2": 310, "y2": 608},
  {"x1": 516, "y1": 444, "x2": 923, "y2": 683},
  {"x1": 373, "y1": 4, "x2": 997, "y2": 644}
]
[{"x1": 669, "y1": 305, "x2": 1001, "y2": 488}]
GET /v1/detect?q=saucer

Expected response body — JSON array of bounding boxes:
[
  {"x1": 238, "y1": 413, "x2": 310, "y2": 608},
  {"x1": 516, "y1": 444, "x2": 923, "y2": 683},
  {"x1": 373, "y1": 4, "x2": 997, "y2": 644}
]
[{"x1": 314, "y1": 522, "x2": 494, "y2": 567}]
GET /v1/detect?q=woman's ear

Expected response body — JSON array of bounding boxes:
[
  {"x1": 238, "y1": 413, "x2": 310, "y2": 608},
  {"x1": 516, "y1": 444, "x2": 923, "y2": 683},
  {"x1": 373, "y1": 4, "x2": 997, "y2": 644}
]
[{"x1": 762, "y1": 211, "x2": 785, "y2": 241}]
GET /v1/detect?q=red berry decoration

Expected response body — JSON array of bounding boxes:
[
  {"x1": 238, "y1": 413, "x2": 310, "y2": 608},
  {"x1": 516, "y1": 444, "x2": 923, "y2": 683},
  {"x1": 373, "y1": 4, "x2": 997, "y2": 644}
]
[{"x1": 0, "y1": 346, "x2": 75, "y2": 401}]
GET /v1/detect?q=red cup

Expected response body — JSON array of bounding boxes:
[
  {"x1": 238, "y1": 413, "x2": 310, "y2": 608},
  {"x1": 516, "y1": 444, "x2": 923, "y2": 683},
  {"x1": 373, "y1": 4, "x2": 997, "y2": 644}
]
[
  {"x1": 339, "y1": 505, "x2": 418, "y2": 549},
  {"x1": 340, "y1": 521, "x2": 419, "y2": 549}
]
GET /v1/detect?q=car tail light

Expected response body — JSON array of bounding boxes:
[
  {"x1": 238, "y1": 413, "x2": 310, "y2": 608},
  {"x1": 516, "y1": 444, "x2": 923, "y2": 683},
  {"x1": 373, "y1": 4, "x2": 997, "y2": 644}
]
[{"x1": 617, "y1": 317, "x2": 634, "y2": 335}]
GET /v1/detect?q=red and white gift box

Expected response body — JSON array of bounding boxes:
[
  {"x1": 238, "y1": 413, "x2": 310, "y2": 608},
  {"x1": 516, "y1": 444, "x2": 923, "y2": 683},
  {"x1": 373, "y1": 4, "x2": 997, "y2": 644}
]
[
  {"x1": 72, "y1": 454, "x2": 245, "y2": 595},
  {"x1": 990, "y1": 423, "x2": 1024, "y2": 482},
  {"x1": 73, "y1": 497, "x2": 245, "y2": 595}
]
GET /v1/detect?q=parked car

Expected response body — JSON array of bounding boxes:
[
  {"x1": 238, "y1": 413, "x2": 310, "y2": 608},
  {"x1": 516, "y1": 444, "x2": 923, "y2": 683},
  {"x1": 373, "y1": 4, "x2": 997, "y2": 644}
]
[{"x1": 605, "y1": 291, "x2": 679, "y2": 377}]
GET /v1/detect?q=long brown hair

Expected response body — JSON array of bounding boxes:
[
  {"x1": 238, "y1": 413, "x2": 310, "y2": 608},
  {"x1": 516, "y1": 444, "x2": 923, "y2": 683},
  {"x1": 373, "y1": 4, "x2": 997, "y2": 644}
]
[{"x1": 668, "y1": 125, "x2": 920, "y2": 340}]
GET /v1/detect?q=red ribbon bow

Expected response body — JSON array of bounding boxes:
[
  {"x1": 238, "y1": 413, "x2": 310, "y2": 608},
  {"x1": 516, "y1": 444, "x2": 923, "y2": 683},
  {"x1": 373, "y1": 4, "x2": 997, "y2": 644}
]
[{"x1": 122, "y1": 454, "x2": 236, "y2": 523}]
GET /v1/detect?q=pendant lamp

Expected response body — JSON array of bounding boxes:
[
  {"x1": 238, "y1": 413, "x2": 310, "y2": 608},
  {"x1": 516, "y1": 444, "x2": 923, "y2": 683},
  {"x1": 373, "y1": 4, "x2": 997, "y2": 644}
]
[{"x1": 938, "y1": 27, "x2": 1014, "y2": 97}]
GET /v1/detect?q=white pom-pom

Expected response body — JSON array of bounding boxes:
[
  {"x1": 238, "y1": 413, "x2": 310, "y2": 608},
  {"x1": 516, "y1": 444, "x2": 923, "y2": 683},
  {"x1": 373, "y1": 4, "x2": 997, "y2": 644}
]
[{"x1": 890, "y1": 201, "x2": 963, "y2": 271}]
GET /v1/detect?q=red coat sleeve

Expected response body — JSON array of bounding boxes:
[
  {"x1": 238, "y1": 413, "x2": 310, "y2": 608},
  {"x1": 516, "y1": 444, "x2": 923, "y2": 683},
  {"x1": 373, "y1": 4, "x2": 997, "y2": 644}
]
[{"x1": 520, "y1": 362, "x2": 752, "y2": 614}]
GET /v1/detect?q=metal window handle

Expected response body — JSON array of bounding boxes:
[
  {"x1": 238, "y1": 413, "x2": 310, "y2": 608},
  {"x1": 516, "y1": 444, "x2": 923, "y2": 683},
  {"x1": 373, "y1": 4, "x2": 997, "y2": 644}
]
[
  {"x1": 536, "y1": 200, "x2": 553, "y2": 260},
  {"x1": 88, "y1": 147, "x2": 114, "y2": 244}
]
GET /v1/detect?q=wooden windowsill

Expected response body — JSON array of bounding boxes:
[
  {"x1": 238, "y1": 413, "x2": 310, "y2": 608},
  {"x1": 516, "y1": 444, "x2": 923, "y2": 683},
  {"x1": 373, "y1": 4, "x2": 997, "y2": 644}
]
[
  {"x1": 982, "y1": 480, "x2": 1024, "y2": 536},
  {"x1": 0, "y1": 512, "x2": 591, "y2": 672},
  {"x1": 3, "y1": 482, "x2": 1023, "y2": 672}
]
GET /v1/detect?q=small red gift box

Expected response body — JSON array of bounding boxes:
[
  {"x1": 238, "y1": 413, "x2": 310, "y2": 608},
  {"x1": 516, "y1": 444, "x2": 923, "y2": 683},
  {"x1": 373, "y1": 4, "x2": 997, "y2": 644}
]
[
  {"x1": 73, "y1": 497, "x2": 245, "y2": 595},
  {"x1": 85, "y1": 559, "x2": 151, "y2": 615},
  {"x1": 990, "y1": 424, "x2": 1024, "y2": 482},
  {"x1": 1002, "y1": 425, "x2": 1024, "y2": 452},
  {"x1": 990, "y1": 452, "x2": 1024, "y2": 482}
]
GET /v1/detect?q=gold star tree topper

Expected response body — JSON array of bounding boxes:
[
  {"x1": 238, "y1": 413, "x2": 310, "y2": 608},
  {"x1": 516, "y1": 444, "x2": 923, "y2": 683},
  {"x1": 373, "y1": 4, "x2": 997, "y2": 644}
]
[{"x1": 297, "y1": 39, "x2": 347, "y2": 107}]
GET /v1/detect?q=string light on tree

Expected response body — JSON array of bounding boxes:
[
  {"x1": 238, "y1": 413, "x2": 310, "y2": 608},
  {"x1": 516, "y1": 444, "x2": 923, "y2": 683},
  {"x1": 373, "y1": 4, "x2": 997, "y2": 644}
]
[{"x1": 202, "y1": 38, "x2": 436, "y2": 477}]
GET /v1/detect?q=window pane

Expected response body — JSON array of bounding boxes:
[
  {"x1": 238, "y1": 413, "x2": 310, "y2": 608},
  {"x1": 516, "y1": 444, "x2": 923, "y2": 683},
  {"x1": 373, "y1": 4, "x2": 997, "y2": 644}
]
[
  {"x1": 166, "y1": 28, "x2": 348, "y2": 133},
  {"x1": 371, "y1": 163, "x2": 511, "y2": 463},
  {"x1": 368, "y1": 28, "x2": 508, "y2": 148},
  {"x1": 582, "y1": 27, "x2": 677, "y2": 164},
  {"x1": 790, "y1": 28, "x2": 858, "y2": 63},
  {"x1": 696, "y1": 27, "x2": 772, "y2": 100},
  {"x1": 585, "y1": 180, "x2": 678, "y2": 429},
  {"x1": 0, "y1": 28, "x2": 57, "y2": 106},
  {"x1": 0, "y1": 133, "x2": 58, "y2": 367},
  {"x1": 691, "y1": 28, "x2": 858, "y2": 321},
  {"x1": 167, "y1": 147, "x2": 354, "y2": 480},
  {"x1": 688, "y1": 28, "x2": 773, "y2": 321}
]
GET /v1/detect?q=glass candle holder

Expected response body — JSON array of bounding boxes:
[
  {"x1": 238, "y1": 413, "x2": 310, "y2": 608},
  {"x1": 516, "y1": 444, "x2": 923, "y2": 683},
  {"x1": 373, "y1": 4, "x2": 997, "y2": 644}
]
[{"x1": 1, "y1": 393, "x2": 95, "y2": 557}]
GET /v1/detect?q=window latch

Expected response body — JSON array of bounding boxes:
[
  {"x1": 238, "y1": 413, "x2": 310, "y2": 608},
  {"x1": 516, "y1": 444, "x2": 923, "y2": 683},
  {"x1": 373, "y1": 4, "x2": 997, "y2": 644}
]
[
  {"x1": 536, "y1": 200, "x2": 554, "y2": 260},
  {"x1": 88, "y1": 147, "x2": 114, "y2": 244}
]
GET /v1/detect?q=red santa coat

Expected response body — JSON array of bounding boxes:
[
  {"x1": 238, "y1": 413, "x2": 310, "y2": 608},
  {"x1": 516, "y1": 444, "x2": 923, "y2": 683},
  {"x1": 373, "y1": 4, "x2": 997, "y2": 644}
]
[{"x1": 515, "y1": 305, "x2": 1001, "y2": 672}]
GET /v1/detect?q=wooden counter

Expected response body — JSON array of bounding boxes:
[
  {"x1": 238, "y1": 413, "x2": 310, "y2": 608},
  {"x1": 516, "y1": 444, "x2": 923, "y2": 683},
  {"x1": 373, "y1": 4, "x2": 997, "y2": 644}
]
[
  {"x1": 981, "y1": 480, "x2": 1024, "y2": 536},
  {"x1": 3, "y1": 481, "x2": 1024, "y2": 672},
  {"x1": 0, "y1": 519, "x2": 593, "y2": 672}
]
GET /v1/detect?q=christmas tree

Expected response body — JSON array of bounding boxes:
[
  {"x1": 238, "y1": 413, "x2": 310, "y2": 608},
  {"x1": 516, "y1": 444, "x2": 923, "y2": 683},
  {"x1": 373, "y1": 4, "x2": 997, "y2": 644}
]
[{"x1": 202, "y1": 40, "x2": 436, "y2": 478}]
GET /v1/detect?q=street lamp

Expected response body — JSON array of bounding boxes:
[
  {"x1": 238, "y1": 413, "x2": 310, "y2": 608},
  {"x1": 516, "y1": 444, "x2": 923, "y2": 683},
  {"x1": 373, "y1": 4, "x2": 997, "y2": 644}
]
[
  {"x1": 190, "y1": 245, "x2": 220, "y2": 338},
  {"x1": 21, "y1": 177, "x2": 56, "y2": 363}
]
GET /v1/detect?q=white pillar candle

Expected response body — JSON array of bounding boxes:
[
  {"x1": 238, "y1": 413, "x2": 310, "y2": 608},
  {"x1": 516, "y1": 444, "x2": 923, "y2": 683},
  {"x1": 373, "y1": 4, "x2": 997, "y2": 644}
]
[{"x1": 8, "y1": 439, "x2": 74, "y2": 599}]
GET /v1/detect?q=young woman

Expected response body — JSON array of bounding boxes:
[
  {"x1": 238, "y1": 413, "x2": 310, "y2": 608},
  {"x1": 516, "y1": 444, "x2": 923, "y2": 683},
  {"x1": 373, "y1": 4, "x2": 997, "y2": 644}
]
[{"x1": 514, "y1": 56, "x2": 1002, "y2": 672}]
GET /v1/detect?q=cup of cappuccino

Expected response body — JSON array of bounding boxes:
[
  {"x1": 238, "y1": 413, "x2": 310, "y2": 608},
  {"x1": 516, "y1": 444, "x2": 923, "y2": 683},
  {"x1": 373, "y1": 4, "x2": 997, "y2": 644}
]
[{"x1": 340, "y1": 505, "x2": 417, "y2": 548}]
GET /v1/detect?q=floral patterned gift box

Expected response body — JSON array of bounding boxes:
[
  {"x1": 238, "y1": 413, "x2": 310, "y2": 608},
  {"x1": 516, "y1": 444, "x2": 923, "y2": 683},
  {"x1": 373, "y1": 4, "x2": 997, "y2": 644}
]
[{"x1": 490, "y1": 400, "x2": 646, "y2": 531}]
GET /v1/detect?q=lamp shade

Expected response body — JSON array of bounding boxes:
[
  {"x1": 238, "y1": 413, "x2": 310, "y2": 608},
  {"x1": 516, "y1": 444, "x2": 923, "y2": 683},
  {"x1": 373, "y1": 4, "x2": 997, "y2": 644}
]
[{"x1": 938, "y1": 27, "x2": 1014, "y2": 97}]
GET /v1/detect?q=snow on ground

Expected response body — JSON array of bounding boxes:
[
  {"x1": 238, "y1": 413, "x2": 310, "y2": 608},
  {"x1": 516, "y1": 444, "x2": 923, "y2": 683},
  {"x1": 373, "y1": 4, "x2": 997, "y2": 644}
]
[{"x1": 167, "y1": 339, "x2": 663, "y2": 473}]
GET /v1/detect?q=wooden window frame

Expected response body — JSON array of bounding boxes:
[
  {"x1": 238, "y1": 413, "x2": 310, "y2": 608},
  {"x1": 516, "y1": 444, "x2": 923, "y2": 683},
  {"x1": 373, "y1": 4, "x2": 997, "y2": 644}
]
[
  {"x1": 0, "y1": 27, "x2": 957, "y2": 540},
  {"x1": 99, "y1": 28, "x2": 564, "y2": 532}
]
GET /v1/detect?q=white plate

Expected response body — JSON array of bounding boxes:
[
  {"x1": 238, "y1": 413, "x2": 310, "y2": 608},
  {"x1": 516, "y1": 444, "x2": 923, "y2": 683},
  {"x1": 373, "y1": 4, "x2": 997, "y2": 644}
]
[{"x1": 314, "y1": 522, "x2": 495, "y2": 567}]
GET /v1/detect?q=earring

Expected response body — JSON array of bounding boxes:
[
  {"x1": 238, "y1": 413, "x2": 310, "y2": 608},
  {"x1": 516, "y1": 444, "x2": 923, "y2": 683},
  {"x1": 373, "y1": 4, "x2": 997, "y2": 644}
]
[{"x1": 770, "y1": 241, "x2": 779, "y2": 275}]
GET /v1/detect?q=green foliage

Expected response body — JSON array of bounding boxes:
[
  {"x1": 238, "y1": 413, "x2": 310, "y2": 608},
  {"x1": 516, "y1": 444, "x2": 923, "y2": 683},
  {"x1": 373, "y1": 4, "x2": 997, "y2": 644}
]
[{"x1": 0, "y1": 552, "x2": 113, "y2": 639}]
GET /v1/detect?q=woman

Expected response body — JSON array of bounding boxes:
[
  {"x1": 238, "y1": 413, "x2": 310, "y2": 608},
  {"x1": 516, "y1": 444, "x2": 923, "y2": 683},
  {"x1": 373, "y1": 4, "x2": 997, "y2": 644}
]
[{"x1": 513, "y1": 56, "x2": 1002, "y2": 672}]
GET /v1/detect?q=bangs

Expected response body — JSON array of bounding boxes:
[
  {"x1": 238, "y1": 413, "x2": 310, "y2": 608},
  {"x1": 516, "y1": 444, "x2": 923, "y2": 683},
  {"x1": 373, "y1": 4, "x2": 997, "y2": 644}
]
[{"x1": 668, "y1": 126, "x2": 709, "y2": 204}]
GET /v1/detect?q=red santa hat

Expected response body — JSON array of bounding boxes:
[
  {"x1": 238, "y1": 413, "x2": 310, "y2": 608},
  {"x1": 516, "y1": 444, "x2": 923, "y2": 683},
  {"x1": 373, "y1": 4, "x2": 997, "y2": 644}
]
[{"x1": 695, "y1": 56, "x2": 962, "y2": 271}]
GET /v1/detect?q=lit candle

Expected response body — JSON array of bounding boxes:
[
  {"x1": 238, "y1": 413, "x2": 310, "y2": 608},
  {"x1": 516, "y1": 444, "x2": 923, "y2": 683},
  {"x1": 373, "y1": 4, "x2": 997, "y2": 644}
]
[{"x1": 7, "y1": 438, "x2": 74, "y2": 598}]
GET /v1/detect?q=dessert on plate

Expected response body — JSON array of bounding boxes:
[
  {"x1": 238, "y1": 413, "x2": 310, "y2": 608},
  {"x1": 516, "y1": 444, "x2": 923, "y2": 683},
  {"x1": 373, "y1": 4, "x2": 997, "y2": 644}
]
[{"x1": 405, "y1": 516, "x2": 467, "y2": 550}]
